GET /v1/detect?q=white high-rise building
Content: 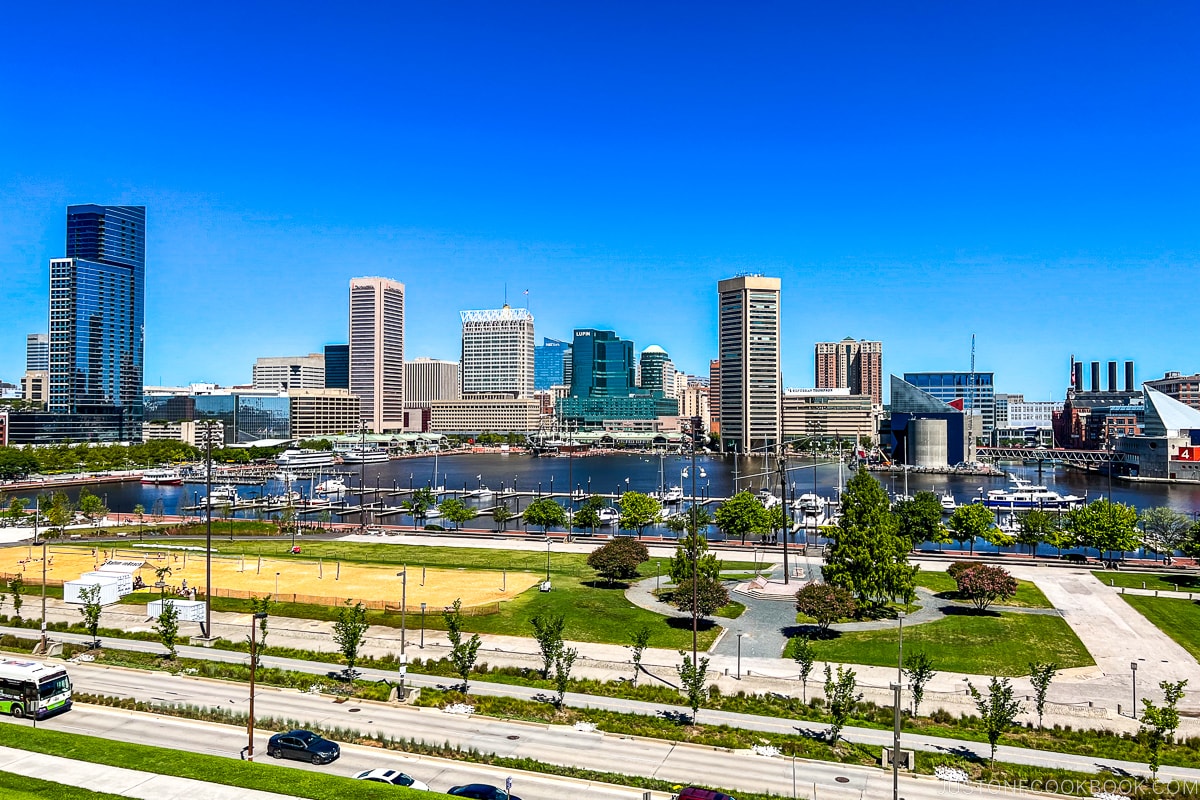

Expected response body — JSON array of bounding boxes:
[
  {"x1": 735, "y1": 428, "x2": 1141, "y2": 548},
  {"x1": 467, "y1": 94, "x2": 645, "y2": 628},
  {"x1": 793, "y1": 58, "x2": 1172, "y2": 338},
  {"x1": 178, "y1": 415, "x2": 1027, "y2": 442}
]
[
  {"x1": 349, "y1": 277, "x2": 405, "y2": 432},
  {"x1": 252, "y1": 353, "x2": 326, "y2": 391},
  {"x1": 718, "y1": 275, "x2": 781, "y2": 453},
  {"x1": 460, "y1": 305, "x2": 534, "y2": 398},
  {"x1": 405, "y1": 358, "x2": 461, "y2": 408}
]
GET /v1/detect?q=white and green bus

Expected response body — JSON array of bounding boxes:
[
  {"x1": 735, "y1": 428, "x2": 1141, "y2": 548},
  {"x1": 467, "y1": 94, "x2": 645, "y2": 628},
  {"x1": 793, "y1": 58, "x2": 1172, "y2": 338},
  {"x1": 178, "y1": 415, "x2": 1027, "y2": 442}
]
[{"x1": 0, "y1": 658, "x2": 72, "y2": 719}]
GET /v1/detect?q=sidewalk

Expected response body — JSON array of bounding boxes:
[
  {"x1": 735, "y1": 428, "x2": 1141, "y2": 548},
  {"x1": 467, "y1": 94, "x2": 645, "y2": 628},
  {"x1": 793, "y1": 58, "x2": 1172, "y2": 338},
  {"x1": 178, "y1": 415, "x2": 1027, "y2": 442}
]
[{"x1": 0, "y1": 744, "x2": 296, "y2": 800}]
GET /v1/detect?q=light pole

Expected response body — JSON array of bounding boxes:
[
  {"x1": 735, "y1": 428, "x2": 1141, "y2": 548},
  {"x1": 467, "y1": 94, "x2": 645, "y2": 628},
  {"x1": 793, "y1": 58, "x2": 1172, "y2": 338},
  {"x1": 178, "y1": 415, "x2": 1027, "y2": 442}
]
[
  {"x1": 275, "y1": 572, "x2": 280, "y2": 595},
  {"x1": 359, "y1": 426, "x2": 368, "y2": 536},
  {"x1": 736, "y1": 633, "x2": 744, "y2": 680},
  {"x1": 1131, "y1": 661, "x2": 1138, "y2": 719},
  {"x1": 35, "y1": 496, "x2": 46, "y2": 653},
  {"x1": 420, "y1": 602, "x2": 426, "y2": 648},
  {"x1": 890, "y1": 681, "x2": 902, "y2": 800},
  {"x1": 897, "y1": 611, "x2": 905, "y2": 684},
  {"x1": 246, "y1": 611, "x2": 268, "y2": 761},
  {"x1": 204, "y1": 421, "x2": 215, "y2": 640},
  {"x1": 398, "y1": 569, "x2": 408, "y2": 697},
  {"x1": 545, "y1": 540, "x2": 551, "y2": 582}
]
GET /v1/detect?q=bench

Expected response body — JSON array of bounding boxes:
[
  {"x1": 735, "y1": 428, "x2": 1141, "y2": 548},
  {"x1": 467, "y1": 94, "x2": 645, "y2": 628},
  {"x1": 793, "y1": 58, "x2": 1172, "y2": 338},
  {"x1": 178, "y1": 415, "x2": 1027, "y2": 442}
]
[{"x1": 749, "y1": 576, "x2": 769, "y2": 590}]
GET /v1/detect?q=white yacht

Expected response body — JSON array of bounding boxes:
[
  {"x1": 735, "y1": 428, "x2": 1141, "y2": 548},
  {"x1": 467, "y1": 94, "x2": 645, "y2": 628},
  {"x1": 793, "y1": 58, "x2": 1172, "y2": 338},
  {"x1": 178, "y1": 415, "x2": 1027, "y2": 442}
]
[
  {"x1": 982, "y1": 478, "x2": 1084, "y2": 510},
  {"x1": 315, "y1": 478, "x2": 347, "y2": 498},
  {"x1": 756, "y1": 490, "x2": 783, "y2": 509},
  {"x1": 141, "y1": 467, "x2": 183, "y2": 485},
  {"x1": 661, "y1": 486, "x2": 684, "y2": 504},
  {"x1": 205, "y1": 485, "x2": 239, "y2": 504},
  {"x1": 597, "y1": 507, "x2": 620, "y2": 525},
  {"x1": 940, "y1": 492, "x2": 957, "y2": 513},
  {"x1": 275, "y1": 448, "x2": 337, "y2": 470},
  {"x1": 792, "y1": 492, "x2": 826, "y2": 517},
  {"x1": 467, "y1": 485, "x2": 494, "y2": 499},
  {"x1": 340, "y1": 447, "x2": 389, "y2": 464}
]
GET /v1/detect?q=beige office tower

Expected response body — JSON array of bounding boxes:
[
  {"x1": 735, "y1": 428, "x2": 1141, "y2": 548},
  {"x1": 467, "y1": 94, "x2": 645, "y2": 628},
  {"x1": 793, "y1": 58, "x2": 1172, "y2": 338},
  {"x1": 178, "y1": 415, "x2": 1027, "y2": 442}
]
[
  {"x1": 349, "y1": 277, "x2": 405, "y2": 432},
  {"x1": 717, "y1": 275, "x2": 781, "y2": 454},
  {"x1": 460, "y1": 306, "x2": 535, "y2": 398},
  {"x1": 815, "y1": 337, "x2": 883, "y2": 405}
]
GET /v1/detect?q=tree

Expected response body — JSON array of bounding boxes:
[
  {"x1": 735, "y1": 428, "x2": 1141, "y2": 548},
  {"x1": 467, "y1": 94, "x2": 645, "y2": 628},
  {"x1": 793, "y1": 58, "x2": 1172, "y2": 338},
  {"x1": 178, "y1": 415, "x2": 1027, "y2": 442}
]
[
  {"x1": 587, "y1": 538, "x2": 649, "y2": 584},
  {"x1": 3, "y1": 497, "x2": 28, "y2": 527},
  {"x1": 151, "y1": 498, "x2": 165, "y2": 523},
  {"x1": 573, "y1": 495, "x2": 605, "y2": 532},
  {"x1": 44, "y1": 493, "x2": 74, "y2": 539},
  {"x1": 822, "y1": 469, "x2": 916, "y2": 607},
  {"x1": 443, "y1": 599, "x2": 482, "y2": 691},
  {"x1": 553, "y1": 646, "x2": 578, "y2": 708},
  {"x1": 954, "y1": 564, "x2": 1018, "y2": 611},
  {"x1": 669, "y1": 528, "x2": 721, "y2": 586},
  {"x1": 492, "y1": 502, "x2": 514, "y2": 532},
  {"x1": 968, "y1": 677, "x2": 1023, "y2": 763},
  {"x1": 1016, "y1": 509, "x2": 1058, "y2": 557},
  {"x1": 894, "y1": 492, "x2": 947, "y2": 548},
  {"x1": 618, "y1": 492, "x2": 661, "y2": 538},
  {"x1": 438, "y1": 498, "x2": 476, "y2": 530},
  {"x1": 530, "y1": 613, "x2": 566, "y2": 678},
  {"x1": 1067, "y1": 499, "x2": 1140, "y2": 559},
  {"x1": 155, "y1": 600, "x2": 181, "y2": 660},
  {"x1": 823, "y1": 664, "x2": 862, "y2": 745},
  {"x1": 792, "y1": 637, "x2": 816, "y2": 702},
  {"x1": 903, "y1": 651, "x2": 936, "y2": 715},
  {"x1": 947, "y1": 503, "x2": 994, "y2": 555},
  {"x1": 332, "y1": 600, "x2": 369, "y2": 677},
  {"x1": 1140, "y1": 507, "x2": 1191, "y2": 564},
  {"x1": 628, "y1": 626, "x2": 652, "y2": 685},
  {"x1": 671, "y1": 575, "x2": 729, "y2": 620},
  {"x1": 9, "y1": 575, "x2": 24, "y2": 620},
  {"x1": 1028, "y1": 661, "x2": 1058, "y2": 729},
  {"x1": 278, "y1": 504, "x2": 297, "y2": 537},
  {"x1": 524, "y1": 498, "x2": 567, "y2": 533},
  {"x1": 676, "y1": 651, "x2": 710, "y2": 724},
  {"x1": 794, "y1": 582, "x2": 857, "y2": 631},
  {"x1": 1140, "y1": 679, "x2": 1187, "y2": 782},
  {"x1": 714, "y1": 491, "x2": 766, "y2": 545},
  {"x1": 78, "y1": 583, "x2": 104, "y2": 649},
  {"x1": 248, "y1": 594, "x2": 274, "y2": 668}
]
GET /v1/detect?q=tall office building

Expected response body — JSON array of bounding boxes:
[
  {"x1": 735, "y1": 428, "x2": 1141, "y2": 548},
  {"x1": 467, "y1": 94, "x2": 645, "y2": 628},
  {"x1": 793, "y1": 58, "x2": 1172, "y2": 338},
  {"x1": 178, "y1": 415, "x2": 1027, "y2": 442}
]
[
  {"x1": 460, "y1": 305, "x2": 534, "y2": 397},
  {"x1": 349, "y1": 277, "x2": 405, "y2": 432},
  {"x1": 569, "y1": 329, "x2": 635, "y2": 397},
  {"x1": 708, "y1": 359, "x2": 721, "y2": 434},
  {"x1": 323, "y1": 344, "x2": 349, "y2": 390},
  {"x1": 47, "y1": 204, "x2": 146, "y2": 440},
  {"x1": 534, "y1": 337, "x2": 569, "y2": 390},
  {"x1": 639, "y1": 345, "x2": 672, "y2": 391},
  {"x1": 815, "y1": 338, "x2": 883, "y2": 405},
  {"x1": 717, "y1": 275, "x2": 781, "y2": 453},
  {"x1": 405, "y1": 358, "x2": 461, "y2": 408},
  {"x1": 252, "y1": 353, "x2": 326, "y2": 391},
  {"x1": 26, "y1": 334, "x2": 48, "y2": 373}
]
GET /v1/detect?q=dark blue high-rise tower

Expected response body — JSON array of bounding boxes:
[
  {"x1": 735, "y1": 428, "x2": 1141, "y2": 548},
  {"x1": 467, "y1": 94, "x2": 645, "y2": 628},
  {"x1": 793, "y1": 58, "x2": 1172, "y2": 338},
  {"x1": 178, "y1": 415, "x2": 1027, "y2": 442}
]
[{"x1": 47, "y1": 205, "x2": 146, "y2": 441}]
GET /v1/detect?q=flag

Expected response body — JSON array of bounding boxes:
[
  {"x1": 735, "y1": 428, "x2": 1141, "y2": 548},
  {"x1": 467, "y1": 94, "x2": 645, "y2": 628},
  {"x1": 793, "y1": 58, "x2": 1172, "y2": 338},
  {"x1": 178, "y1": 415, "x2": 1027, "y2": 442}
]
[
  {"x1": 682, "y1": 467, "x2": 689, "y2": 477},
  {"x1": 624, "y1": 478, "x2": 630, "y2": 484},
  {"x1": 523, "y1": 289, "x2": 529, "y2": 295},
  {"x1": 476, "y1": 474, "x2": 482, "y2": 480}
]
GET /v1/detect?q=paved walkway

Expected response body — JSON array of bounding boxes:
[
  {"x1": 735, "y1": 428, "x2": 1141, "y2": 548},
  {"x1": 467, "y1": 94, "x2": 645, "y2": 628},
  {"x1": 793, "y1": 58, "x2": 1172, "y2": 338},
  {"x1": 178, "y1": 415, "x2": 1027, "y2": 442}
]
[{"x1": 0, "y1": 744, "x2": 295, "y2": 800}]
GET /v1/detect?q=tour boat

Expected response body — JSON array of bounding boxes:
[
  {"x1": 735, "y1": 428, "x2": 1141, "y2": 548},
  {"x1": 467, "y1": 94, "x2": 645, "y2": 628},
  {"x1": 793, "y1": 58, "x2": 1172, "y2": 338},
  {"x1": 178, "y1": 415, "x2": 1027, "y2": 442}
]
[
  {"x1": 982, "y1": 478, "x2": 1084, "y2": 510},
  {"x1": 275, "y1": 448, "x2": 337, "y2": 469},
  {"x1": 340, "y1": 446, "x2": 389, "y2": 464},
  {"x1": 141, "y1": 467, "x2": 183, "y2": 485}
]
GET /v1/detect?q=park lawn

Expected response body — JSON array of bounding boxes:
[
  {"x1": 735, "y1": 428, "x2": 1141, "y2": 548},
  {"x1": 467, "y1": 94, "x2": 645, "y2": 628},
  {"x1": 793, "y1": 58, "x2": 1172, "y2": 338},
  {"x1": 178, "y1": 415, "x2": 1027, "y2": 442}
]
[
  {"x1": 1092, "y1": 571, "x2": 1200, "y2": 592},
  {"x1": 913, "y1": 570, "x2": 1054, "y2": 608},
  {"x1": 785, "y1": 612, "x2": 1093, "y2": 676},
  {"x1": 1120, "y1": 595, "x2": 1200, "y2": 662},
  {"x1": 0, "y1": 722, "x2": 427, "y2": 800},
  {"x1": 0, "y1": 771, "x2": 133, "y2": 800}
]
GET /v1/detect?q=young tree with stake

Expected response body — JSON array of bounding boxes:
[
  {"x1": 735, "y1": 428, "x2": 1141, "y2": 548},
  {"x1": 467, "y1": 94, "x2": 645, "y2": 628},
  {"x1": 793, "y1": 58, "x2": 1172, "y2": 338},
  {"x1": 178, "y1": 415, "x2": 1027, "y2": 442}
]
[{"x1": 444, "y1": 598, "x2": 482, "y2": 691}]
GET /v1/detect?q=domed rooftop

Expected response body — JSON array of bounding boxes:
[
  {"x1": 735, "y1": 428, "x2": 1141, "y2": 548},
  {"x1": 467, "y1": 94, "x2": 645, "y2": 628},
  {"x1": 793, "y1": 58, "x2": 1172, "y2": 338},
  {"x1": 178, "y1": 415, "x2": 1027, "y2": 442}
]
[{"x1": 642, "y1": 344, "x2": 667, "y2": 354}]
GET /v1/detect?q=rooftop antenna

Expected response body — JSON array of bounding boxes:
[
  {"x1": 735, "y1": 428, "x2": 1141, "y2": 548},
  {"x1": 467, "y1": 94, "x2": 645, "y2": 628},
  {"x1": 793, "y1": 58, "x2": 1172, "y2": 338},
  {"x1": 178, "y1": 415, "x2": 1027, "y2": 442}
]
[{"x1": 504, "y1": 283, "x2": 508, "y2": 306}]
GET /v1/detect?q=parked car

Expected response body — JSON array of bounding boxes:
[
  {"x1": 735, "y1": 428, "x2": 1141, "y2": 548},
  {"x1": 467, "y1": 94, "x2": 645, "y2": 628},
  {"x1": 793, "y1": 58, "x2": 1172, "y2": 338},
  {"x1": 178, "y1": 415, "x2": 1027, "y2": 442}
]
[
  {"x1": 675, "y1": 788, "x2": 738, "y2": 800},
  {"x1": 353, "y1": 768, "x2": 429, "y2": 790},
  {"x1": 266, "y1": 729, "x2": 340, "y2": 764},
  {"x1": 448, "y1": 784, "x2": 522, "y2": 800}
]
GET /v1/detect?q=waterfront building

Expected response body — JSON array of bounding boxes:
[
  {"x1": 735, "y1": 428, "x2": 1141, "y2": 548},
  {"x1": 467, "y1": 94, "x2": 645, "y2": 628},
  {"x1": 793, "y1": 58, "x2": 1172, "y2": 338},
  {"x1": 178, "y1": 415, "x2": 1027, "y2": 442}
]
[
  {"x1": 708, "y1": 359, "x2": 720, "y2": 435},
  {"x1": 252, "y1": 353, "x2": 326, "y2": 391},
  {"x1": 1145, "y1": 371, "x2": 1200, "y2": 410},
  {"x1": 781, "y1": 388, "x2": 877, "y2": 442},
  {"x1": 717, "y1": 275, "x2": 781, "y2": 454},
  {"x1": 429, "y1": 394, "x2": 541, "y2": 434},
  {"x1": 639, "y1": 345, "x2": 672, "y2": 392},
  {"x1": 681, "y1": 384, "x2": 710, "y2": 433},
  {"x1": 20, "y1": 371, "x2": 48, "y2": 407},
  {"x1": 902, "y1": 371, "x2": 996, "y2": 434},
  {"x1": 559, "y1": 329, "x2": 678, "y2": 429},
  {"x1": 815, "y1": 338, "x2": 882, "y2": 405},
  {"x1": 1053, "y1": 357, "x2": 1142, "y2": 449},
  {"x1": 460, "y1": 306, "x2": 534, "y2": 398},
  {"x1": 26, "y1": 334, "x2": 48, "y2": 373},
  {"x1": 323, "y1": 344, "x2": 349, "y2": 390},
  {"x1": 143, "y1": 388, "x2": 290, "y2": 444},
  {"x1": 350, "y1": 277, "x2": 405, "y2": 433},
  {"x1": 46, "y1": 204, "x2": 146, "y2": 441},
  {"x1": 288, "y1": 388, "x2": 361, "y2": 440},
  {"x1": 888, "y1": 375, "x2": 973, "y2": 467},
  {"x1": 405, "y1": 358, "x2": 460, "y2": 408},
  {"x1": 142, "y1": 420, "x2": 225, "y2": 447},
  {"x1": 1116, "y1": 387, "x2": 1200, "y2": 481},
  {"x1": 534, "y1": 337, "x2": 569, "y2": 390}
]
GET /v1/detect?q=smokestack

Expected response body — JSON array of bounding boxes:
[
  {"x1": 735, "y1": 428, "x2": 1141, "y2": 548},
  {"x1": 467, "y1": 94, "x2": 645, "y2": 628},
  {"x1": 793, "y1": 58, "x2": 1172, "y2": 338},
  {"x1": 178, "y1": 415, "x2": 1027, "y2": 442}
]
[
  {"x1": 1091, "y1": 361, "x2": 1100, "y2": 393},
  {"x1": 1073, "y1": 361, "x2": 1084, "y2": 394},
  {"x1": 1108, "y1": 361, "x2": 1118, "y2": 392},
  {"x1": 1125, "y1": 361, "x2": 1135, "y2": 393}
]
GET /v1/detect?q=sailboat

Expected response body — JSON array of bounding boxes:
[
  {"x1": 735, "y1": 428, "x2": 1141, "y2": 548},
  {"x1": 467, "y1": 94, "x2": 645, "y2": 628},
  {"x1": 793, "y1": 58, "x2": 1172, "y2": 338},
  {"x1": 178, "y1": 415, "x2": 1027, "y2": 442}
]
[{"x1": 430, "y1": 450, "x2": 445, "y2": 494}]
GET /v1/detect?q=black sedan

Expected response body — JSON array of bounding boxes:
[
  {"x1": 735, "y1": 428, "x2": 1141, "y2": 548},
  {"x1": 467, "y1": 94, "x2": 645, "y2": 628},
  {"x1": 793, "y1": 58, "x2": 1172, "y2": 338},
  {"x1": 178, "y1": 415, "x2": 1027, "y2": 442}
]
[
  {"x1": 448, "y1": 784, "x2": 522, "y2": 800},
  {"x1": 266, "y1": 729, "x2": 340, "y2": 764}
]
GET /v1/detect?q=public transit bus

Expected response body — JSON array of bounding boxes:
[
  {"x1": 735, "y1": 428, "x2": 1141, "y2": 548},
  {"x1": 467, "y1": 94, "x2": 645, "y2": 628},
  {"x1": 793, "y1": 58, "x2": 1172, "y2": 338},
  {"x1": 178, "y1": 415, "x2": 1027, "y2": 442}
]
[{"x1": 0, "y1": 658, "x2": 72, "y2": 719}]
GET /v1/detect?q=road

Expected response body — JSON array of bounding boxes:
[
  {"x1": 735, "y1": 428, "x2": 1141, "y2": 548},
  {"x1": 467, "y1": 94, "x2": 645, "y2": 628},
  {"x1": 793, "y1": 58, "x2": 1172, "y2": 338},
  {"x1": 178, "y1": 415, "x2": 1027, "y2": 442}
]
[{"x1": 26, "y1": 661, "x2": 1157, "y2": 800}]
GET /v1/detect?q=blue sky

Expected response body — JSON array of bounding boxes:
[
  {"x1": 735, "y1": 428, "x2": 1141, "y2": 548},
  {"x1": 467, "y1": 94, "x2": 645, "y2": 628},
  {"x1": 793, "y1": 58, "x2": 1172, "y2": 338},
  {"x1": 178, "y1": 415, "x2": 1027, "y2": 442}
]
[{"x1": 2, "y1": 2, "x2": 1197, "y2": 399}]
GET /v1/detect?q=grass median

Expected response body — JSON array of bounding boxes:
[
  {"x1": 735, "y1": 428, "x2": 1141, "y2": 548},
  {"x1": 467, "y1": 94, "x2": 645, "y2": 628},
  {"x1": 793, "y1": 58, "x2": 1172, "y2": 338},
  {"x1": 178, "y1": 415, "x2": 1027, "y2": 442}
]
[
  {"x1": 1120, "y1": 594, "x2": 1200, "y2": 661},
  {"x1": 914, "y1": 570, "x2": 1054, "y2": 608},
  {"x1": 1093, "y1": 571, "x2": 1200, "y2": 593},
  {"x1": 0, "y1": 771, "x2": 134, "y2": 800}
]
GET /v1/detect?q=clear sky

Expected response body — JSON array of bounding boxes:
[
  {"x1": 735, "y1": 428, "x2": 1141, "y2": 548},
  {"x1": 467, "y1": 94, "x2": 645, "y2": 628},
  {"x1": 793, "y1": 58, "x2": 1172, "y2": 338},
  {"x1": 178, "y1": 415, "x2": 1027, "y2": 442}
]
[{"x1": 1, "y1": 2, "x2": 1197, "y2": 400}]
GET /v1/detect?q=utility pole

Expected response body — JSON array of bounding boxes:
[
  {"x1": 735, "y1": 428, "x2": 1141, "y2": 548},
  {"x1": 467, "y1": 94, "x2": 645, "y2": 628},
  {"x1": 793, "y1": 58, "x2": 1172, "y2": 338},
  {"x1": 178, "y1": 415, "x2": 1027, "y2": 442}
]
[
  {"x1": 777, "y1": 444, "x2": 789, "y2": 585},
  {"x1": 36, "y1": 495, "x2": 46, "y2": 653},
  {"x1": 204, "y1": 421, "x2": 214, "y2": 640}
]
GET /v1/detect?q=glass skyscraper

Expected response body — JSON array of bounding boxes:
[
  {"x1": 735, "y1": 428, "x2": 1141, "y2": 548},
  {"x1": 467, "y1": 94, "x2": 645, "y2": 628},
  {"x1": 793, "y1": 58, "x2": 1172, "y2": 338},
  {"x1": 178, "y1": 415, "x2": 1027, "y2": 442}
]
[
  {"x1": 534, "y1": 337, "x2": 569, "y2": 390},
  {"x1": 324, "y1": 344, "x2": 349, "y2": 389},
  {"x1": 47, "y1": 205, "x2": 145, "y2": 441}
]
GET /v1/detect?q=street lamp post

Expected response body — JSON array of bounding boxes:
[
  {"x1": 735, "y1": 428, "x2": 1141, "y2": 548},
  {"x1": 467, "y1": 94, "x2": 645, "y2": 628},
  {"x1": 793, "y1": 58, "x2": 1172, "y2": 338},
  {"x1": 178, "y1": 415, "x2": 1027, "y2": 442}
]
[
  {"x1": 736, "y1": 633, "x2": 744, "y2": 680},
  {"x1": 398, "y1": 569, "x2": 408, "y2": 698},
  {"x1": 275, "y1": 572, "x2": 280, "y2": 596},
  {"x1": 1131, "y1": 661, "x2": 1138, "y2": 719},
  {"x1": 246, "y1": 611, "x2": 268, "y2": 761},
  {"x1": 897, "y1": 611, "x2": 906, "y2": 684},
  {"x1": 34, "y1": 496, "x2": 46, "y2": 653},
  {"x1": 545, "y1": 540, "x2": 551, "y2": 582},
  {"x1": 890, "y1": 681, "x2": 902, "y2": 800},
  {"x1": 420, "y1": 602, "x2": 426, "y2": 648},
  {"x1": 204, "y1": 421, "x2": 215, "y2": 640}
]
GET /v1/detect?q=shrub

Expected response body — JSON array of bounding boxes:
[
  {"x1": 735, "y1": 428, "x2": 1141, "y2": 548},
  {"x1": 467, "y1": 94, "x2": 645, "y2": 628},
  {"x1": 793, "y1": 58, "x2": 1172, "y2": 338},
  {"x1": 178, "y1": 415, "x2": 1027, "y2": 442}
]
[{"x1": 794, "y1": 582, "x2": 857, "y2": 631}]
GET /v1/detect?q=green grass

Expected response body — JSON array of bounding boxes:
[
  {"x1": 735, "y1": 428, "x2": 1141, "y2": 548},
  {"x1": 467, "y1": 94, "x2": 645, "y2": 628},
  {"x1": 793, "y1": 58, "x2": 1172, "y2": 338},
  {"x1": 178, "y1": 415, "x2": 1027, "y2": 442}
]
[
  {"x1": 914, "y1": 570, "x2": 1054, "y2": 608},
  {"x1": 0, "y1": 722, "x2": 430, "y2": 800},
  {"x1": 0, "y1": 771, "x2": 134, "y2": 800},
  {"x1": 713, "y1": 600, "x2": 746, "y2": 619},
  {"x1": 1121, "y1": 595, "x2": 1200, "y2": 661},
  {"x1": 1092, "y1": 571, "x2": 1200, "y2": 592},
  {"x1": 785, "y1": 611, "x2": 1093, "y2": 676}
]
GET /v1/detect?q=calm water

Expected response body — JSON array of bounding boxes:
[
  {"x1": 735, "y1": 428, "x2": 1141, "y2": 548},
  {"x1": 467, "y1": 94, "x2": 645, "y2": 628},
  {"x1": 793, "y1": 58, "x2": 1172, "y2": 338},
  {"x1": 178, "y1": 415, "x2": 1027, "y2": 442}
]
[{"x1": 14, "y1": 452, "x2": 1200, "y2": 547}]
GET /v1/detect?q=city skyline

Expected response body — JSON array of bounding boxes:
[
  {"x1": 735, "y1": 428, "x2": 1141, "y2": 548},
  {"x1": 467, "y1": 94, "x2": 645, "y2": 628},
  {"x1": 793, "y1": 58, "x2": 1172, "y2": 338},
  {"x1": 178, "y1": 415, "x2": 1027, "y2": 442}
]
[{"x1": 2, "y1": 4, "x2": 1198, "y2": 398}]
